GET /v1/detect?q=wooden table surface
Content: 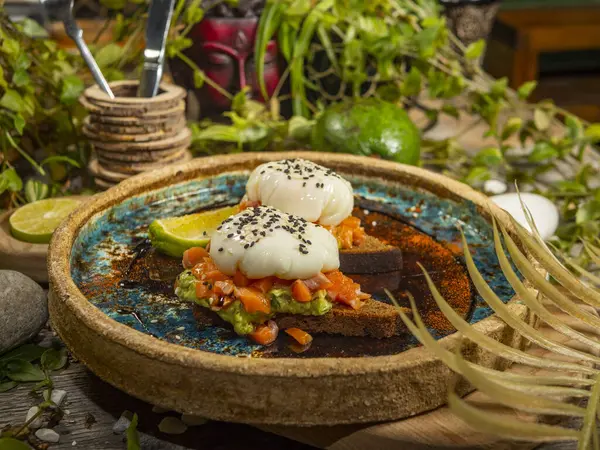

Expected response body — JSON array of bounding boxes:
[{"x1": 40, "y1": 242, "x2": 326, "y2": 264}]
[{"x1": 1, "y1": 325, "x2": 316, "y2": 450}]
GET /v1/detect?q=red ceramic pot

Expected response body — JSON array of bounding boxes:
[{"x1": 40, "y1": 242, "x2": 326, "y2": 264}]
[{"x1": 170, "y1": 17, "x2": 281, "y2": 117}]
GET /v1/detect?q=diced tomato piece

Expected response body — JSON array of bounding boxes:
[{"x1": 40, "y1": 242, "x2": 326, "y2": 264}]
[
  {"x1": 183, "y1": 247, "x2": 209, "y2": 269},
  {"x1": 325, "y1": 270, "x2": 366, "y2": 310},
  {"x1": 291, "y1": 280, "x2": 312, "y2": 302},
  {"x1": 251, "y1": 277, "x2": 274, "y2": 294},
  {"x1": 233, "y1": 270, "x2": 250, "y2": 287},
  {"x1": 214, "y1": 280, "x2": 234, "y2": 296},
  {"x1": 205, "y1": 270, "x2": 230, "y2": 282},
  {"x1": 239, "y1": 199, "x2": 261, "y2": 210},
  {"x1": 342, "y1": 216, "x2": 361, "y2": 229},
  {"x1": 285, "y1": 328, "x2": 313, "y2": 346},
  {"x1": 303, "y1": 273, "x2": 333, "y2": 291},
  {"x1": 338, "y1": 226, "x2": 353, "y2": 249},
  {"x1": 234, "y1": 287, "x2": 271, "y2": 314},
  {"x1": 352, "y1": 227, "x2": 366, "y2": 246},
  {"x1": 248, "y1": 320, "x2": 278, "y2": 345},
  {"x1": 195, "y1": 281, "x2": 212, "y2": 299}
]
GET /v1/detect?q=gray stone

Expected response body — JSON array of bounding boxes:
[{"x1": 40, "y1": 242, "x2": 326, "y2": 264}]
[
  {"x1": 158, "y1": 417, "x2": 188, "y2": 435},
  {"x1": 35, "y1": 428, "x2": 60, "y2": 443},
  {"x1": 112, "y1": 411, "x2": 132, "y2": 434},
  {"x1": 26, "y1": 406, "x2": 43, "y2": 429},
  {"x1": 0, "y1": 270, "x2": 47, "y2": 353},
  {"x1": 181, "y1": 414, "x2": 207, "y2": 426}
]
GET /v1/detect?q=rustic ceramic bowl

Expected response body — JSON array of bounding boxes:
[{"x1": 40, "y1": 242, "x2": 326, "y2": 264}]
[{"x1": 48, "y1": 152, "x2": 531, "y2": 426}]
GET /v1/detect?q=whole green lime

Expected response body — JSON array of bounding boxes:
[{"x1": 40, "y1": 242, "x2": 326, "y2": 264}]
[{"x1": 312, "y1": 98, "x2": 421, "y2": 165}]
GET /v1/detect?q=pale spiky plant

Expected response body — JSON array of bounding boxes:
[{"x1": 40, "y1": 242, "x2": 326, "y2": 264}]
[{"x1": 392, "y1": 204, "x2": 600, "y2": 448}]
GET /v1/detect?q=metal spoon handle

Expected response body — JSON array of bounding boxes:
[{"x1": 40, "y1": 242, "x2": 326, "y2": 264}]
[{"x1": 64, "y1": 19, "x2": 115, "y2": 99}]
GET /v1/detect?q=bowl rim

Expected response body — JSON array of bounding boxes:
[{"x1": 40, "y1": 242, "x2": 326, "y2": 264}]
[{"x1": 48, "y1": 151, "x2": 521, "y2": 378}]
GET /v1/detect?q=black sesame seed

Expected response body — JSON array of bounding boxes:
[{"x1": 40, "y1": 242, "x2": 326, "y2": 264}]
[{"x1": 218, "y1": 247, "x2": 223, "y2": 252}]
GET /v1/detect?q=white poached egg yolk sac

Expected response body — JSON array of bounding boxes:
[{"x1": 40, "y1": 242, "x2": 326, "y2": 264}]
[
  {"x1": 209, "y1": 206, "x2": 339, "y2": 280},
  {"x1": 245, "y1": 159, "x2": 354, "y2": 226}
]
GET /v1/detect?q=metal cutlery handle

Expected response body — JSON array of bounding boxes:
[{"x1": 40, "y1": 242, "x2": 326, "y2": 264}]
[{"x1": 64, "y1": 19, "x2": 115, "y2": 99}]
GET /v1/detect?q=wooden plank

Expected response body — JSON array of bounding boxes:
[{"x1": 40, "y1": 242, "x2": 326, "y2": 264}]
[{"x1": 498, "y1": 7, "x2": 600, "y2": 27}]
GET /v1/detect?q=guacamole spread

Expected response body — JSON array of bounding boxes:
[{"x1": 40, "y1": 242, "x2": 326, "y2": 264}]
[{"x1": 176, "y1": 271, "x2": 333, "y2": 335}]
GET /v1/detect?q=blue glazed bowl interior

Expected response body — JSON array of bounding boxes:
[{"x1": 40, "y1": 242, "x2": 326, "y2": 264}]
[{"x1": 71, "y1": 171, "x2": 515, "y2": 358}]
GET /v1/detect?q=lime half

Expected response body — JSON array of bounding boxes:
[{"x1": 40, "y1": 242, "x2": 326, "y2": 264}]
[
  {"x1": 149, "y1": 205, "x2": 239, "y2": 258},
  {"x1": 10, "y1": 198, "x2": 82, "y2": 244}
]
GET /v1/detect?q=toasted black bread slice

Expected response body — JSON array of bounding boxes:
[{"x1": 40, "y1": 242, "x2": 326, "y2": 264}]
[
  {"x1": 339, "y1": 235, "x2": 403, "y2": 274},
  {"x1": 192, "y1": 299, "x2": 409, "y2": 339}
]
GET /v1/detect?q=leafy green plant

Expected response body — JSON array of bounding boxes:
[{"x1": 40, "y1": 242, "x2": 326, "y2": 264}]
[
  {"x1": 0, "y1": 13, "x2": 88, "y2": 209},
  {"x1": 394, "y1": 202, "x2": 600, "y2": 448},
  {"x1": 0, "y1": 343, "x2": 69, "y2": 444}
]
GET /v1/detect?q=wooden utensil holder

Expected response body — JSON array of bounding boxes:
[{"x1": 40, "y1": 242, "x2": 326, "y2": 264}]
[{"x1": 81, "y1": 80, "x2": 192, "y2": 189}]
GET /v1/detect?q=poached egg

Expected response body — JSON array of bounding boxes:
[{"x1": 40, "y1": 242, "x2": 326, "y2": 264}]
[
  {"x1": 245, "y1": 159, "x2": 354, "y2": 226},
  {"x1": 209, "y1": 206, "x2": 339, "y2": 280}
]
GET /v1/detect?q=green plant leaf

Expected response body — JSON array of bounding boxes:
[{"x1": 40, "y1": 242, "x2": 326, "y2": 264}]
[
  {"x1": 254, "y1": 1, "x2": 285, "y2": 101},
  {"x1": 0, "y1": 344, "x2": 45, "y2": 363},
  {"x1": 473, "y1": 147, "x2": 503, "y2": 166},
  {"x1": 529, "y1": 142, "x2": 558, "y2": 163},
  {"x1": 1, "y1": 38, "x2": 20, "y2": 56},
  {"x1": 95, "y1": 43, "x2": 124, "y2": 68},
  {"x1": 13, "y1": 115, "x2": 25, "y2": 135},
  {"x1": 0, "y1": 381, "x2": 17, "y2": 393},
  {"x1": 0, "y1": 89, "x2": 23, "y2": 112},
  {"x1": 183, "y1": 0, "x2": 204, "y2": 25},
  {"x1": 501, "y1": 117, "x2": 522, "y2": 140},
  {"x1": 401, "y1": 66, "x2": 421, "y2": 97},
  {"x1": 576, "y1": 199, "x2": 600, "y2": 225},
  {"x1": 60, "y1": 75, "x2": 85, "y2": 106},
  {"x1": 584, "y1": 123, "x2": 600, "y2": 142},
  {"x1": 24, "y1": 179, "x2": 49, "y2": 203},
  {"x1": 193, "y1": 70, "x2": 204, "y2": 88},
  {"x1": 517, "y1": 80, "x2": 537, "y2": 99},
  {"x1": 277, "y1": 22, "x2": 296, "y2": 62},
  {"x1": 12, "y1": 69, "x2": 30, "y2": 87},
  {"x1": 126, "y1": 413, "x2": 140, "y2": 450},
  {"x1": 490, "y1": 77, "x2": 508, "y2": 98},
  {"x1": 15, "y1": 54, "x2": 31, "y2": 71},
  {"x1": 6, "y1": 360, "x2": 45, "y2": 382},
  {"x1": 19, "y1": 18, "x2": 48, "y2": 38},
  {"x1": 534, "y1": 108, "x2": 551, "y2": 131},
  {"x1": 463, "y1": 166, "x2": 490, "y2": 185},
  {"x1": 41, "y1": 347, "x2": 68, "y2": 371},
  {"x1": 0, "y1": 168, "x2": 23, "y2": 194},
  {"x1": 566, "y1": 115, "x2": 583, "y2": 140},
  {"x1": 0, "y1": 437, "x2": 32, "y2": 450},
  {"x1": 465, "y1": 39, "x2": 485, "y2": 60},
  {"x1": 40, "y1": 155, "x2": 81, "y2": 168}
]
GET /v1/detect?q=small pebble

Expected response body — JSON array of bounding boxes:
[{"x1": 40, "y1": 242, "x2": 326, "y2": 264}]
[
  {"x1": 181, "y1": 414, "x2": 207, "y2": 426},
  {"x1": 152, "y1": 405, "x2": 170, "y2": 414},
  {"x1": 26, "y1": 406, "x2": 43, "y2": 429},
  {"x1": 112, "y1": 412, "x2": 132, "y2": 434},
  {"x1": 483, "y1": 179, "x2": 508, "y2": 195},
  {"x1": 72, "y1": 441, "x2": 77, "y2": 446},
  {"x1": 51, "y1": 389, "x2": 67, "y2": 407},
  {"x1": 35, "y1": 428, "x2": 60, "y2": 443},
  {"x1": 158, "y1": 417, "x2": 188, "y2": 435}
]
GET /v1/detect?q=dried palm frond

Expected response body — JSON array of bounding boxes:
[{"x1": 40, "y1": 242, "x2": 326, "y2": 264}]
[{"x1": 392, "y1": 201, "x2": 600, "y2": 449}]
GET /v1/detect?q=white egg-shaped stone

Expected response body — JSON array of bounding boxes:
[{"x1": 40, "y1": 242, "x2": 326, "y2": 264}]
[{"x1": 490, "y1": 193, "x2": 559, "y2": 240}]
